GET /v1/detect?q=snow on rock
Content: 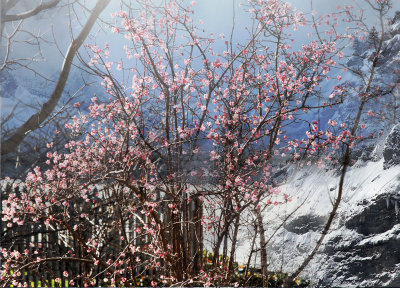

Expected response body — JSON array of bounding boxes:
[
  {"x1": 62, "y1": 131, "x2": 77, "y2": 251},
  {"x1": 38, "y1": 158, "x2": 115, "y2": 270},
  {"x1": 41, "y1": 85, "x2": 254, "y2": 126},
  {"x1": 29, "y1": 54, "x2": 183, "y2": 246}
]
[
  {"x1": 384, "y1": 124, "x2": 400, "y2": 169},
  {"x1": 371, "y1": 135, "x2": 386, "y2": 162},
  {"x1": 245, "y1": 157, "x2": 400, "y2": 286}
]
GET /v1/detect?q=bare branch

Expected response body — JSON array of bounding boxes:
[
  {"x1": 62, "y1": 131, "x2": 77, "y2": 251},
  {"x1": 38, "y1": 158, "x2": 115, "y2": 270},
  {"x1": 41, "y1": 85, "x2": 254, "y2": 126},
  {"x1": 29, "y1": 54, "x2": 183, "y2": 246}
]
[
  {"x1": 1, "y1": 0, "x2": 110, "y2": 155},
  {"x1": 2, "y1": 0, "x2": 61, "y2": 22}
]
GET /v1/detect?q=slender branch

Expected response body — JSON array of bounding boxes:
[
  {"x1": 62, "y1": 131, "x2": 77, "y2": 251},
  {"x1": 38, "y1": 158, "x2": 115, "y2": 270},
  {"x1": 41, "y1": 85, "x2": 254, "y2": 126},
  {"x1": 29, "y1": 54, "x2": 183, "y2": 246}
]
[{"x1": 0, "y1": 20, "x2": 22, "y2": 71}]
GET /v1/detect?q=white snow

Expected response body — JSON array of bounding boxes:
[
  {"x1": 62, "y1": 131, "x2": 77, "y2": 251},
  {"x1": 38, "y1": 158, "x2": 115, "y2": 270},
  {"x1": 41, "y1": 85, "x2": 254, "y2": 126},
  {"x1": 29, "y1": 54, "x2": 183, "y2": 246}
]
[
  {"x1": 357, "y1": 224, "x2": 400, "y2": 246},
  {"x1": 233, "y1": 157, "x2": 400, "y2": 279}
]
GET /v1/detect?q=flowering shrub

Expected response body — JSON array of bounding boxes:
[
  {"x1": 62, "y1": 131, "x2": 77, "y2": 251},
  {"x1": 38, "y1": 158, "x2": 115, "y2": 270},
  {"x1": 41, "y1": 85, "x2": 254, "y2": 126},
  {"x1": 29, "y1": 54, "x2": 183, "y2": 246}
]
[{"x1": 1, "y1": 0, "x2": 392, "y2": 286}]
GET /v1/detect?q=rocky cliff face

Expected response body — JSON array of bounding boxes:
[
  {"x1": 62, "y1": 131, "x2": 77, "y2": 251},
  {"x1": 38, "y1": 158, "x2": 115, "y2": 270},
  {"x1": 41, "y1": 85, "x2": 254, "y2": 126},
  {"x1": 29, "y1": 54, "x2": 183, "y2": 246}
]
[
  {"x1": 318, "y1": 194, "x2": 400, "y2": 287},
  {"x1": 236, "y1": 124, "x2": 400, "y2": 287},
  {"x1": 316, "y1": 126, "x2": 400, "y2": 286}
]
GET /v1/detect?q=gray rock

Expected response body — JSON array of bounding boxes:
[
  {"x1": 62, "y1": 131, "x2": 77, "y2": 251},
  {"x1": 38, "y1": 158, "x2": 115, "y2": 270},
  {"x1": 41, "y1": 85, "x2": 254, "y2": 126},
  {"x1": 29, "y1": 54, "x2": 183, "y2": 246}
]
[
  {"x1": 383, "y1": 124, "x2": 400, "y2": 169},
  {"x1": 318, "y1": 194, "x2": 400, "y2": 287},
  {"x1": 284, "y1": 214, "x2": 327, "y2": 235},
  {"x1": 371, "y1": 139, "x2": 385, "y2": 162},
  {"x1": 345, "y1": 194, "x2": 398, "y2": 236}
]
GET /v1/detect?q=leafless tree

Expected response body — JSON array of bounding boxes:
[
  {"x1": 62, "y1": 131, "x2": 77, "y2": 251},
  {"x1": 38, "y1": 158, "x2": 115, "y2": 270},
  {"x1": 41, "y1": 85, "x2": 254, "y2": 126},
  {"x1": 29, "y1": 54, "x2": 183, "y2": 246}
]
[{"x1": 1, "y1": 0, "x2": 110, "y2": 157}]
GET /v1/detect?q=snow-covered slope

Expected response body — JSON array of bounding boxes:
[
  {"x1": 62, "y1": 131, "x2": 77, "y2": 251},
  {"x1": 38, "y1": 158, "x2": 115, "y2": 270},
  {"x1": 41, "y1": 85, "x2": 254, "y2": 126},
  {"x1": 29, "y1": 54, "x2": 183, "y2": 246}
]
[{"x1": 233, "y1": 133, "x2": 400, "y2": 285}]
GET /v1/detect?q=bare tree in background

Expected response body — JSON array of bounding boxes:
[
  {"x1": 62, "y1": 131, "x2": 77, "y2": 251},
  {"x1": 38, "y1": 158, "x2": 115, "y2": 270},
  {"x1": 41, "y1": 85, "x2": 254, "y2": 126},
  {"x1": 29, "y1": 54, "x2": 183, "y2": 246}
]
[{"x1": 0, "y1": 0, "x2": 110, "y2": 158}]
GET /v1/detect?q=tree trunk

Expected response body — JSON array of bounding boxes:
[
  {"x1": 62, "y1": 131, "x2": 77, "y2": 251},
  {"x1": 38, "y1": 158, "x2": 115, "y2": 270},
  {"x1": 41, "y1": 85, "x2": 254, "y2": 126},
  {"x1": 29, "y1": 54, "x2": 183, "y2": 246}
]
[
  {"x1": 256, "y1": 209, "x2": 268, "y2": 287},
  {"x1": 228, "y1": 214, "x2": 240, "y2": 275}
]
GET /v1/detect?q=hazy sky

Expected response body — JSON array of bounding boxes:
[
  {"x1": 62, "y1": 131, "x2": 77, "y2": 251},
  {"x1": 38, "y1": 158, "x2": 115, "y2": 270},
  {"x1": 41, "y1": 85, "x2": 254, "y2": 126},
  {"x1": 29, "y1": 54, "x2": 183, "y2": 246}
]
[
  {"x1": 4, "y1": 0, "x2": 400, "y2": 82},
  {"x1": 192, "y1": 0, "x2": 400, "y2": 34}
]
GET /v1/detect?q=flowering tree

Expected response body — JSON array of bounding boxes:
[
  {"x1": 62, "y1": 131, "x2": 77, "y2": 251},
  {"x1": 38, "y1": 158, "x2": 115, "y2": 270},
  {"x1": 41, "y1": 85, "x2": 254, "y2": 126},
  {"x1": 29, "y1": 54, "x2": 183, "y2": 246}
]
[{"x1": 1, "y1": 0, "x2": 392, "y2": 287}]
